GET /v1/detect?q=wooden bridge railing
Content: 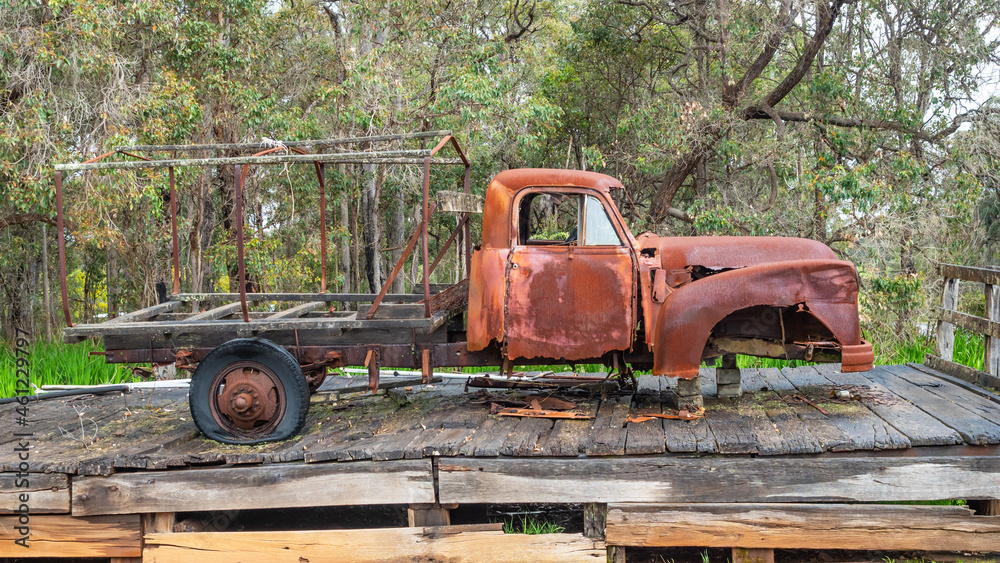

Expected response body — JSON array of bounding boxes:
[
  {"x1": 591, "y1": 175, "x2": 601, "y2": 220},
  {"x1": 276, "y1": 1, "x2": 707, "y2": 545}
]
[{"x1": 925, "y1": 263, "x2": 1000, "y2": 389}]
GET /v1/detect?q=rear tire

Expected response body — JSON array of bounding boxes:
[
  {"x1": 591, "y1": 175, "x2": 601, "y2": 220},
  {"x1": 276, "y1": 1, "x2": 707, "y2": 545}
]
[{"x1": 189, "y1": 338, "x2": 309, "y2": 445}]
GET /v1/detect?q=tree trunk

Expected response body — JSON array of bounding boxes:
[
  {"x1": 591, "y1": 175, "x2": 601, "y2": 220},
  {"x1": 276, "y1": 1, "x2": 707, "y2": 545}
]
[
  {"x1": 361, "y1": 162, "x2": 382, "y2": 293},
  {"x1": 339, "y1": 164, "x2": 352, "y2": 293}
]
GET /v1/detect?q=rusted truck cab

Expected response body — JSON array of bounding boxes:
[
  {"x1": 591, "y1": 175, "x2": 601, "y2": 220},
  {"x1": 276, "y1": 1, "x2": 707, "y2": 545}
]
[{"x1": 467, "y1": 168, "x2": 874, "y2": 377}]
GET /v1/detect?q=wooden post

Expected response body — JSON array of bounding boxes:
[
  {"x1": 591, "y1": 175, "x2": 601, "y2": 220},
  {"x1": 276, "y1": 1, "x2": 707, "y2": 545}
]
[
  {"x1": 584, "y1": 503, "x2": 624, "y2": 563},
  {"x1": 732, "y1": 548, "x2": 775, "y2": 563},
  {"x1": 407, "y1": 503, "x2": 455, "y2": 527},
  {"x1": 143, "y1": 512, "x2": 176, "y2": 533},
  {"x1": 987, "y1": 283, "x2": 999, "y2": 377},
  {"x1": 935, "y1": 276, "x2": 960, "y2": 361}
]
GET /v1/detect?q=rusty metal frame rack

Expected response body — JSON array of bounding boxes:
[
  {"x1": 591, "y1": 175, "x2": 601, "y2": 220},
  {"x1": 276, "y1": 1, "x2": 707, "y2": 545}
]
[{"x1": 52, "y1": 131, "x2": 472, "y2": 331}]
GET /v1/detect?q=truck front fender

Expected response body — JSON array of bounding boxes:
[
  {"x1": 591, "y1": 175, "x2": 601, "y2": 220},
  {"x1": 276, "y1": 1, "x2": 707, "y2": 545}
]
[{"x1": 652, "y1": 259, "x2": 870, "y2": 378}]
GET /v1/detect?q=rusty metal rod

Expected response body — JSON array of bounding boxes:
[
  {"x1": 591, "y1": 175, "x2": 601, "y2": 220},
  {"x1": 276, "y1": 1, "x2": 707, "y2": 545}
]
[
  {"x1": 55, "y1": 150, "x2": 445, "y2": 172},
  {"x1": 115, "y1": 130, "x2": 453, "y2": 153},
  {"x1": 234, "y1": 165, "x2": 250, "y2": 323},
  {"x1": 55, "y1": 171, "x2": 73, "y2": 327},
  {"x1": 169, "y1": 167, "x2": 180, "y2": 295},
  {"x1": 429, "y1": 214, "x2": 469, "y2": 277}
]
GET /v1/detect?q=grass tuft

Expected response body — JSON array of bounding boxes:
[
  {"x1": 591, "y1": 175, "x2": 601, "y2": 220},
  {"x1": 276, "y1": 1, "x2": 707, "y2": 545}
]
[{"x1": 501, "y1": 515, "x2": 565, "y2": 535}]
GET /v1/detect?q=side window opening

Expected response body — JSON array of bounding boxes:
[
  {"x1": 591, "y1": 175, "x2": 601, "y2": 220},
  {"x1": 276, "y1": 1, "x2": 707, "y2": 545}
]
[{"x1": 518, "y1": 192, "x2": 622, "y2": 246}]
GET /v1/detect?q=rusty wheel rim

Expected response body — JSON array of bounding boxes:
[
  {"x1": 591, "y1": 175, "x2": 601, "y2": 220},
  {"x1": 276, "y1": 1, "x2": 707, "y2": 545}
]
[{"x1": 209, "y1": 361, "x2": 286, "y2": 439}]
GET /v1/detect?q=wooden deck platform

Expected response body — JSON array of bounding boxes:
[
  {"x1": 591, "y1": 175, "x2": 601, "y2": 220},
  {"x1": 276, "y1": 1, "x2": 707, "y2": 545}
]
[{"x1": 3, "y1": 362, "x2": 1000, "y2": 561}]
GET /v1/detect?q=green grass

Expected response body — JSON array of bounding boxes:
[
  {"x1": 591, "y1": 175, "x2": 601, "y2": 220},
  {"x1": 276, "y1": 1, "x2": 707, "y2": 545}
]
[
  {"x1": 0, "y1": 339, "x2": 134, "y2": 398},
  {"x1": 501, "y1": 514, "x2": 565, "y2": 534}
]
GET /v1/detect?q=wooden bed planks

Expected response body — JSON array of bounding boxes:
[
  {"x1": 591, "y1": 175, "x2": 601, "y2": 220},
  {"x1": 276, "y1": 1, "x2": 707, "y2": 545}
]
[
  {"x1": 436, "y1": 455, "x2": 1000, "y2": 505},
  {"x1": 143, "y1": 527, "x2": 605, "y2": 563},
  {"x1": 812, "y1": 364, "x2": 964, "y2": 447},
  {"x1": 867, "y1": 365, "x2": 1000, "y2": 444},
  {"x1": 605, "y1": 503, "x2": 1000, "y2": 551},
  {"x1": 72, "y1": 459, "x2": 435, "y2": 516},
  {"x1": 781, "y1": 366, "x2": 911, "y2": 450}
]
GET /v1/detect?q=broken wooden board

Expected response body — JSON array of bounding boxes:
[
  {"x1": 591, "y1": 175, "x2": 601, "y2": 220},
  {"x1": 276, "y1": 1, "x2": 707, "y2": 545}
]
[{"x1": 606, "y1": 503, "x2": 1000, "y2": 551}]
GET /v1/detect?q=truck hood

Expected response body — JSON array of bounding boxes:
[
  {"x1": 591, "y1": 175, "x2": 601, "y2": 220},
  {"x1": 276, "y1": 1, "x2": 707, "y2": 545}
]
[{"x1": 636, "y1": 234, "x2": 838, "y2": 275}]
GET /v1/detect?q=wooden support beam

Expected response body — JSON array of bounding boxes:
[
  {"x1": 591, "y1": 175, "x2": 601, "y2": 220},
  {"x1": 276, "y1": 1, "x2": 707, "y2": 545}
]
[
  {"x1": 266, "y1": 301, "x2": 325, "y2": 320},
  {"x1": 73, "y1": 460, "x2": 435, "y2": 516},
  {"x1": 939, "y1": 263, "x2": 1000, "y2": 286},
  {"x1": 171, "y1": 292, "x2": 423, "y2": 303},
  {"x1": 935, "y1": 307, "x2": 1000, "y2": 339},
  {"x1": 142, "y1": 527, "x2": 606, "y2": 563},
  {"x1": 0, "y1": 514, "x2": 140, "y2": 558},
  {"x1": 605, "y1": 503, "x2": 1000, "y2": 552},
  {"x1": 116, "y1": 129, "x2": 453, "y2": 153},
  {"x1": 184, "y1": 302, "x2": 244, "y2": 322},
  {"x1": 437, "y1": 456, "x2": 1000, "y2": 504},
  {"x1": 0, "y1": 473, "x2": 69, "y2": 514}
]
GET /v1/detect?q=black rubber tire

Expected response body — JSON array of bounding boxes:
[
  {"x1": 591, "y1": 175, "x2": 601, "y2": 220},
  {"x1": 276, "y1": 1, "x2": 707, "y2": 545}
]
[{"x1": 189, "y1": 338, "x2": 309, "y2": 445}]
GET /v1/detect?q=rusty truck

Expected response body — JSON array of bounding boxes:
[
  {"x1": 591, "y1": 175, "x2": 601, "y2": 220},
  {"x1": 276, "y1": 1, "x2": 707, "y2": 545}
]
[{"x1": 56, "y1": 132, "x2": 873, "y2": 444}]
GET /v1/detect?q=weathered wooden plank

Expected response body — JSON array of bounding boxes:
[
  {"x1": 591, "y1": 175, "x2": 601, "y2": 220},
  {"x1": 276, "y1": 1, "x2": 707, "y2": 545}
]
[
  {"x1": 908, "y1": 362, "x2": 1000, "y2": 404},
  {"x1": 733, "y1": 393, "x2": 789, "y2": 456},
  {"x1": 64, "y1": 310, "x2": 449, "y2": 338},
  {"x1": 760, "y1": 368, "x2": 853, "y2": 452},
  {"x1": 104, "y1": 301, "x2": 181, "y2": 324},
  {"x1": 72, "y1": 459, "x2": 434, "y2": 516},
  {"x1": 703, "y1": 400, "x2": 758, "y2": 455},
  {"x1": 183, "y1": 302, "x2": 244, "y2": 322},
  {"x1": 0, "y1": 514, "x2": 140, "y2": 557},
  {"x1": 143, "y1": 528, "x2": 605, "y2": 563},
  {"x1": 869, "y1": 364, "x2": 1000, "y2": 444},
  {"x1": 0, "y1": 472, "x2": 70, "y2": 514},
  {"x1": 172, "y1": 292, "x2": 424, "y2": 303},
  {"x1": 584, "y1": 395, "x2": 632, "y2": 456},
  {"x1": 936, "y1": 307, "x2": 1000, "y2": 339},
  {"x1": 500, "y1": 417, "x2": 554, "y2": 457},
  {"x1": 437, "y1": 455, "x2": 1000, "y2": 504},
  {"x1": 536, "y1": 402, "x2": 600, "y2": 456},
  {"x1": 924, "y1": 354, "x2": 1000, "y2": 390},
  {"x1": 813, "y1": 364, "x2": 964, "y2": 447},
  {"x1": 117, "y1": 130, "x2": 453, "y2": 152},
  {"x1": 267, "y1": 301, "x2": 325, "y2": 320},
  {"x1": 939, "y1": 263, "x2": 1000, "y2": 286},
  {"x1": 458, "y1": 416, "x2": 521, "y2": 457},
  {"x1": 606, "y1": 503, "x2": 1000, "y2": 551},
  {"x1": 886, "y1": 364, "x2": 1000, "y2": 427},
  {"x1": 56, "y1": 148, "x2": 438, "y2": 171},
  {"x1": 782, "y1": 367, "x2": 910, "y2": 451},
  {"x1": 625, "y1": 392, "x2": 666, "y2": 455},
  {"x1": 437, "y1": 191, "x2": 484, "y2": 213}
]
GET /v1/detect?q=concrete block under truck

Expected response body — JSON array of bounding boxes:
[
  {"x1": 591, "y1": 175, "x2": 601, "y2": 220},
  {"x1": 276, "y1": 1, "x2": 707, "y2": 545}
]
[{"x1": 55, "y1": 132, "x2": 873, "y2": 445}]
